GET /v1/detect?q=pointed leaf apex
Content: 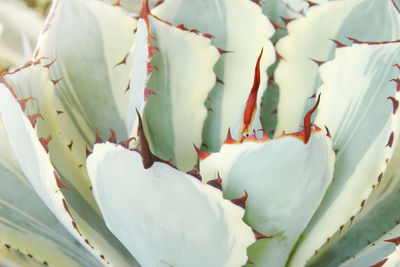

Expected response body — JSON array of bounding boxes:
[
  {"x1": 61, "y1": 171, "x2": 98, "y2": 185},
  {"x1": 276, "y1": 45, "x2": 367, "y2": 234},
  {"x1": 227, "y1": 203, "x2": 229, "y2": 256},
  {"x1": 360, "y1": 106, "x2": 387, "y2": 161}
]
[
  {"x1": 136, "y1": 109, "x2": 155, "y2": 169},
  {"x1": 240, "y1": 48, "x2": 264, "y2": 138},
  {"x1": 231, "y1": 190, "x2": 248, "y2": 209},
  {"x1": 301, "y1": 93, "x2": 321, "y2": 144},
  {"x1": 193, "y1": 144, "x2": 212, "y2": 161},
  {"x1": 139, "y1": 0, "x2": 151, "y2": 20}
]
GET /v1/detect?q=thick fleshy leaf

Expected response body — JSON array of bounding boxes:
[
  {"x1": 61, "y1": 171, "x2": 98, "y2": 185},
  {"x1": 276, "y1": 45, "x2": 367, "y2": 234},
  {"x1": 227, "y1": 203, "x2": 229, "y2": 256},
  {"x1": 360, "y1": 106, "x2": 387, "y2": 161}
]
[
  {"x1": 0, "y1": 243, "x2": 45, "y2": 267},
  {"x1": 338, "y1": 224, "x2": 400, "y2": 267},
  {"x1": 200, "y1": 128, "x2": 335, "y2": 266},
  {"x1": 103, "y1": 0, "x2": 159, "y2": 13},
  {"x1": 0, "y1": 118, "x2": 100, "y2": 267},
  {"x1": 274, "y1": 0, "x2": 400, "y2": 135},
  {"x1": 306, "y1": 129, "x2": 400, "y2": 266},
  {"x1": 4, "y1": 65, "x2": 138, "y2": 266},
  {"x1": 87, "y1": 142, "x2": 256, "y2": 267},
  {"x1": 127, "y1": 11, "x2": 219, "y2": 171},
  {"x1": 35, "y1": 0, "x2": 136, "y2": 165},
  {"x1": 289, "y1": 43, "x2": 400, "y2": 266},
  {"x1": 0, "y1": 0, "x2": 44, "y2": 70},
  {"x1": 152, "y1": 0, "x2": 276, "y2": 150}
]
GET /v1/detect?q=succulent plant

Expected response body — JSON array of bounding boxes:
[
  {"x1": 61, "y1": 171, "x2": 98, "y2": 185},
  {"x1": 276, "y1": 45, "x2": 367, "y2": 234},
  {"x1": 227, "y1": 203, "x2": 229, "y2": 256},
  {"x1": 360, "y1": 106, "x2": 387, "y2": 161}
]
[{"x1": 1, "y1": 0, "x2": 400, "y2": 266}]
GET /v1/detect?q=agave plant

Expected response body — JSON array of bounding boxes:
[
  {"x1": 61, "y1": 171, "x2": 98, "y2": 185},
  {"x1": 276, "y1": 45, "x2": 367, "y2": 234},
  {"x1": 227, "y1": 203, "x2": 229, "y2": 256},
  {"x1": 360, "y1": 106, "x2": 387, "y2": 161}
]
[{"x1": 1, "y1": 0, "x2": 400, "y2": 266}]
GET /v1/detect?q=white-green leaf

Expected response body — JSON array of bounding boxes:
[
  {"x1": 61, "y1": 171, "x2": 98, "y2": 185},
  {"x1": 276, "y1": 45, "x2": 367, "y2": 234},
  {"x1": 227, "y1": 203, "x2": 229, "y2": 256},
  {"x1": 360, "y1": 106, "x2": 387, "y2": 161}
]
[
  {"x1": 0, "y1": 243, "x2": 45, "y2": 267},
  {"x1": 0, "y1": 0, "x2": 44, "y2": 70},
  {"x1": 128, "y1": 13, "x2": 219, "y2": 171},
  {"x1": 338, "y1": 223, "x2": 400, "y2": 267},
  {"x1": 274, "y1": 0, "x2": 400, "y2": 135},
  {"x1": 200, "y1": 129, "x2": 335, "y2": 266},
  {"x1": 289, "y1": 43, "x2": 400, "y2": 267},
  {"x1": 152, "y1": 0, "x2": 276, "y2": 150},
  {"x1": 4, "y1": 64, "x2": 139, "y2": 266},
  {"x1": 87, "y1": 142, "x2": 256, "y2": 267},
  {"x1": 35, "y1": 0, "x2": 136, "y2": 165},
  {"x1": 0, "y1": 117, "x2": 101, "y2": 267}
]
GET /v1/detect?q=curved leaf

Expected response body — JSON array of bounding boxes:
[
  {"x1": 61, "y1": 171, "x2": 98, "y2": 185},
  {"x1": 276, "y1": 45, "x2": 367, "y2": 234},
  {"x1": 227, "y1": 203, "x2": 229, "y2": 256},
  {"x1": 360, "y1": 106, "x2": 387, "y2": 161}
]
[
  {"x1": 200, "y1": 128, "x2": 335, "y2": 266},
  {"x1": 87, "y1": 142, "x2": 256, "y2": 267},
  {"x1": 35, "y1": 0, "x2": 136, "y2": 164},
  {"x1": 274, "y1": 0, "x2": 400, "y2": 135},
  {"x1": 152, "y1": 0, "x2": 276, "y2": 150},
  {"x1": 289, "y1": 43, "x2": 400, "y2": 266}
]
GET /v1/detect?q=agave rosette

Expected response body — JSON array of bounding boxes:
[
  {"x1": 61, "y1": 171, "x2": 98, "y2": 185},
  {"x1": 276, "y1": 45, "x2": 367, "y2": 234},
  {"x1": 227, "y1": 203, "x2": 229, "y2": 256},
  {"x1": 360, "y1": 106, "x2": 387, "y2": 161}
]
[{"x1": 1, "y1": 0, "x2": 400, "y2": 266}]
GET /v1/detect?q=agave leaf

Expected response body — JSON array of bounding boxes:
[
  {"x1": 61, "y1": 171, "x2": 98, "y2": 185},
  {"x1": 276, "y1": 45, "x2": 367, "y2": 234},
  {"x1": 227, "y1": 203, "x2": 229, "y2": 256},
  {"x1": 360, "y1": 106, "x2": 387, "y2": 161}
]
[
  {"x1": 127, "y1": 9, "x2": 219, "y2": 171},
  {"x1": 103, "y1": 0, "x2": 159, "y2": 13},
  {"x1": 34, "y1": 0, "x2": 136, "y2": 165},
  {"x1": 338, "y1": 223, "x2": 400, "y2": 267},
  {"x1": 151, "y1": 0, "x2": 276, "y2": 150},
  {"x1": 0, "y1": 0, "x2": 44, "y2": 70},
  {"x1": 288, "y1": 43, "x2": 400, "y2": 266},
  {"x1": 305, "y1": 128, "x2": 400, "y2": 266},
  {"x1": 0, "y1": 81, "x2": 138, "y2": 266},
  {"x1": 87, "y1": 142, "x2": 256, "y2": 267},
  {"x1": 274, "y1": 0, "x2": 400, "y2": 135},
  {"x1": 199, "y1": 127, "x2": 335, "y2": 266},
  {"x1": 0, "y1": 117, "x2": 101, "y2": 267},
  {"x1": 0, "y1": 243, "x2": 46, "y2": 267}
]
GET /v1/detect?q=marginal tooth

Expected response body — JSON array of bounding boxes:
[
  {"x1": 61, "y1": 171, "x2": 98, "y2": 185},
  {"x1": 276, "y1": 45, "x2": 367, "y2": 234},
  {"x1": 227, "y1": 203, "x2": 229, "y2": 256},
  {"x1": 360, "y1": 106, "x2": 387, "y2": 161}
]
[
  {"x1": 39, "y1": 135, "x2": 52, "y2": 153},
  {"x1": 43, "y1": 58, "x2": 56, "y2": 68},
  {"x1": 95, "y1": 128, "x2": 103, "y2": 144},
  {"x1": 147, "y1": 63, "x2": 159, "y2": 75},
  {"x1": 252, "y1": 229, "x2": 273, "y2": 240},
  {"x1": 388, "y1": 96, "x2": 399, "y2": 114},
  {"x1": 148, "y1": 46, "x2": 160, "y2": 58},
  {"x1": 330, "y1": 39, "x2": 347, "y2": 48},
  {"x1": 384, "y1": 236, "x2": 400, "y2": 246},
  {"x1": 269, "y1": 19, "x2": 286, "y2": 31},
  {"x1": 27, "y1": 113, "x2": 44, "y2": 128},
  {"x1": 119, "y1": 137, "x2": 136, "y2": 148},
  {"x1": 86, "y1": 145, "x2": 92, "y2": 158},
  {"x1": 115, "y1": 53, "x2": 129, "y2": 67},
  {"x1": 206, "y1": 172, "x2": 223, "y2": 191},
  {"x1": 108, "y1": 128, "x2": 117, "y2": 143},
  {"x1": 231, "y1": 190, "x2": 248, "y2": 209},
  {"x1": 280, "y1": 16, "x2": 295, "y2": 25},
  {"x1": 136, "y1": 109, "x2": 155, "y2": 169},
  {"x1": 186, "y1": 166, "x2": 202, "y2": 181},
  {"x1": 51, "y1": 77, "x2": 63, "y2": 85},
  {"x1": 17, "y1": 97, "x2": 36, "y2": 112},
  {"x1": 224, "y1": 128, "x2": 238, "y2": 145},
  {"x1": 193, "y1": 144, "x2": 212, "y2": 161},
  {"x1": 144, "y1": 88, "x2": 156, "y2": 101},
  {"x1": 54, "y1": 171, "x2": 70, "y2": 190}
]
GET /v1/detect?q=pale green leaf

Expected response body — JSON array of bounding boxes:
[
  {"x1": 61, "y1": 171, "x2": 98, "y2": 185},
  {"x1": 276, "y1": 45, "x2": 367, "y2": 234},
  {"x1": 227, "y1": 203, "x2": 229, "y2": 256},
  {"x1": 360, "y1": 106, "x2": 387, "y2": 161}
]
[
  {"x1": 4, "y1": 64, "x2": 139, "y2": 266},
  {"x1": 128, "y1": 14, "x2": 219, "y2": 171},
  {"x1": 305, "y1": 127, "x2": 400, "y2": 266},
  {"x1": 0, "y1": 117, "x2": 101, "y2": 267},
  {"x1": 0, "y1": 0, "x2": 44, "y2": 70},
  {"x1": 274, "y1": 0, "x2": 400, "y2": 135},
  {"x1": 288, "y1": 43, "x2": 400, "y2": 266},
  {"x1": 87, "y1": 142, "x2": 256, "y2": 267},
  {"x1": 35, "y1": 0, "x2": 136, "y2": 165},
  {"x1": 152, "y1": 0, "x2": 276, "y2": 150},
  {"x1": 0, "y1": 243, "x2": 45, "y2": 267},
  {"x1": 200, "y1": 129, "x2": 335, "y2": 266}
]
